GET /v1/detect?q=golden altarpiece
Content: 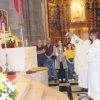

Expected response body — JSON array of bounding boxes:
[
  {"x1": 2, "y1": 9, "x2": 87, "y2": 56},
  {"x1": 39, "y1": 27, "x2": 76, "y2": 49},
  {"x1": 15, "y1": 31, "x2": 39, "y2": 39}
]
[{"x1": 48, "y1": 0, "x2": 99, "y2": 44}]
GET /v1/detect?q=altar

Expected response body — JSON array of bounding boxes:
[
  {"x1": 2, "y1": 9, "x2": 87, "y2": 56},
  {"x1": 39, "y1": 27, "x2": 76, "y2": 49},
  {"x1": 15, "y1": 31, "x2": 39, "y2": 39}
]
[
  {"x1": 0, "y1": 47, "x2": 37, "y2": 71},
  {"x1": 15, "y1": 67, "x2": 48, "y2": 85}
]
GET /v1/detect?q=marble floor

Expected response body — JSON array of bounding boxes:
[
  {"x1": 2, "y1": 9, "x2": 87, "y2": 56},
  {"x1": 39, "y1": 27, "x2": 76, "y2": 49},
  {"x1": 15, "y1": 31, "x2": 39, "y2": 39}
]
[{"x1": 49, "y1": 79, "x2": 89, "y2": 100}]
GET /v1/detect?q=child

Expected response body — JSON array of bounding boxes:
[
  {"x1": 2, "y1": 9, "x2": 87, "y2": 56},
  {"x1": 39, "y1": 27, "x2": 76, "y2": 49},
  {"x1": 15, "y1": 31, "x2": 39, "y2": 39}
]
[{"x1": 65, "y1": 43, "x2": 75, "y2": 81}]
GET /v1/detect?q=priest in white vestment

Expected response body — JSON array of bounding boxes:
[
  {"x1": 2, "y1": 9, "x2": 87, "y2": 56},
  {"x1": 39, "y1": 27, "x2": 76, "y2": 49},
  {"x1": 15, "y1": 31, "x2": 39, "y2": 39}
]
[
  {"x1": 88, "y1": 30, "x2": 100, "y2": 100},
  {"x1": 66, "y1": 32, "x2": 91, "y2": 89}
]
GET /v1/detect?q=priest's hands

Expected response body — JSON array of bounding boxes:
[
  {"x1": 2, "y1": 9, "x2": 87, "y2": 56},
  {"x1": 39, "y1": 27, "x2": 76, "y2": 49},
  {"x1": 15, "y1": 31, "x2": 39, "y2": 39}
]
[{"x1": 65, "y1": 32, "x2": 74, "y2": 38}]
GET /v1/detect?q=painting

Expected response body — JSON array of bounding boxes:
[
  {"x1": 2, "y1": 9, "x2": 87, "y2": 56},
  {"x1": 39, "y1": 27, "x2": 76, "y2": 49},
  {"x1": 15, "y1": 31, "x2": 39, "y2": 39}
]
[
  {"x1": 0, "y1": 8, "x2": 8, "y2": 32},
  {"x1": 71, "y1": 0, "x2": 85, "y2": 22}
]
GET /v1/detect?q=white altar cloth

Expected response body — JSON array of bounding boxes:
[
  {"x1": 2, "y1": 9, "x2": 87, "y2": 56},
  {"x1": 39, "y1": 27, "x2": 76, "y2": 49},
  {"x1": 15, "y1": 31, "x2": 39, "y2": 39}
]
[{"x1": 0, "y1": 47, "x2": 37, "y2": 71}]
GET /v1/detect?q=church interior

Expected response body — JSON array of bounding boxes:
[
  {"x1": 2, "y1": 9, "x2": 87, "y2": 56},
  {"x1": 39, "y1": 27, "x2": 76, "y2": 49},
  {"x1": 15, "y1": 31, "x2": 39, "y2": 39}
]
[{"x1": 0, "y1": 0, "x2": 100, "y2": 100}]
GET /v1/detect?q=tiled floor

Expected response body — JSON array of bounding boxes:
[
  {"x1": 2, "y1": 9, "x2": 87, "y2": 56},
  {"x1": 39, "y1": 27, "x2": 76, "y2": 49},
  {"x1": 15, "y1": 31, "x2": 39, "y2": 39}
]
[{"x1": 49, "y1": 80, "x2": 89, "y2": 100}]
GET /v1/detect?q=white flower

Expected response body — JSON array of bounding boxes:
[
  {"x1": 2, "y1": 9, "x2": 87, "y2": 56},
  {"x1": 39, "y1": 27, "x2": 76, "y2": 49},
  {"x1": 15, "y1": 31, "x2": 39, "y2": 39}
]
[
  {"x1": 0, "y1": 73, "x2": 16, "y2": 100},
  {"x1": 0, "y1": 93, "x2": 9, "y2": 100},
  {"x1": 0, "y1": 77, "x2": 8, "y2": 82},
  {"x1": 4, "y1": 87, "x2": 7, "y2": 92},
  {"x1": 6, "y1": 37, "x2": 10, "y2": 41},
  {"x1": 8, "y1": 90, "x2": 11, "y2": 93},
  {"x1": 5, "y1": 82, "x2": 15, "y2": 92}
]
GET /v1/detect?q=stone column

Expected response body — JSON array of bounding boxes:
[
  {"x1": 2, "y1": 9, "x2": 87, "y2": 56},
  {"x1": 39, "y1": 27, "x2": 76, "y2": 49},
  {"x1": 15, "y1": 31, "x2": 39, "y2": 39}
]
[
  {"x1": 24, "y1": 0, "x2": 48, "y2": 45},
  {"x1": 41, "y1": 0, "x2": 49, "y2": 42}
]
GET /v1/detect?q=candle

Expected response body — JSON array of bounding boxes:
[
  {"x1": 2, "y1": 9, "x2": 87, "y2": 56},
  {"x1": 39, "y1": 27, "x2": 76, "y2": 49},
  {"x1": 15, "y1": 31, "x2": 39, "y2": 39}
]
[
  {"x1": 15, "y1": 40, "x2": 18, "y2": 47},
  {"x1": 21, "y1": 27, "x2": 24, "y2": 47},
  {"x1": 25, "y1": 39, "x2": 28, "y2": 46},
  {"x1": 8, "y1": 26, "x2": 11, "y2": 36},
  {"x1": 2, "y1": 23, "x2": 6, "y2": 48}
]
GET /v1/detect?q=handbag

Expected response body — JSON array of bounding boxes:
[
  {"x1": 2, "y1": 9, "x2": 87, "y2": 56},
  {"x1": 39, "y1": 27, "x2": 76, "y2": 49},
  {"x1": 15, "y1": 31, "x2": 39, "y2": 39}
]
[{"x1": 51, "y1": 55, "x2": 57, "y2": 60}]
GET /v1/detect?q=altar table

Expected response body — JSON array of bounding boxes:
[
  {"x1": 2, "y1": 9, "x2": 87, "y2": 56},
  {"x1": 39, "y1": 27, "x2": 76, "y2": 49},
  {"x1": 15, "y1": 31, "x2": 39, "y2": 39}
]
[{"x1": 0, "y1": 47, "x2": 37, "y2": 71}]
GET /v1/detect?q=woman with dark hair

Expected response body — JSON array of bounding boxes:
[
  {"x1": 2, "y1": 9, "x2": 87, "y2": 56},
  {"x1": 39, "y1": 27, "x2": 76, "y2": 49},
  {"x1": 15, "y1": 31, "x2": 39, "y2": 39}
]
[
  {"x1": 65, "y1": 43, "x2": 75, "y2": 81},
  {"x1": 55, "y1": 41, "x2": 67, "y2": 82}
]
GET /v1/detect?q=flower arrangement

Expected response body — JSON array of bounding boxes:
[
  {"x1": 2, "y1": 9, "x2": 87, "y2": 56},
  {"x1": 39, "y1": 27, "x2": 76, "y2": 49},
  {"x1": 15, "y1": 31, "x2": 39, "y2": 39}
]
[
  {"x1": 0, "y1": 72, "x2": 17, "y2": 100},
  {"x1": 6, "y1": 35, "x2": 20, "y2": 48}
]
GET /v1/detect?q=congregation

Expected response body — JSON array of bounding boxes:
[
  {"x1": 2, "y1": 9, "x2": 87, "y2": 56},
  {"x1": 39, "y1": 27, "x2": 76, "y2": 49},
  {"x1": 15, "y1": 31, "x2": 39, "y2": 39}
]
[
  {"x1": 36, "y1": 30, "x2": 100, "y2": 100},
  {"x1": 37, "y1": 37, "x2": 75, "y2": 83}
]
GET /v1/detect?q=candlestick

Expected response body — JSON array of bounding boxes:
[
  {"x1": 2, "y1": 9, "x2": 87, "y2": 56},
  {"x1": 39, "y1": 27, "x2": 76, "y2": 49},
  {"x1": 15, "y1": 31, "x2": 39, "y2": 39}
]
[{"x1": 2, "y1": 23, "x2": 8, "y2": 71}]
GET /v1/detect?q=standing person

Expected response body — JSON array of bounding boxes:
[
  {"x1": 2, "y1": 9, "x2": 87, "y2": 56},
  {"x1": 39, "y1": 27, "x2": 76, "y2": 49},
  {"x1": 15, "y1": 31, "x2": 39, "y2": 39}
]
[
  {"x1": 45, "y1": 38, "x2": 58, "y2": 81},
  {"x1": 56, "y1": 41, "x2": 67, "y2": 82},
  {"x1": 37, "y1": 39, "x2": 45, "y2": 67},
  {"x1": 65, "y1": 43, "x2": 75, "y2": 81},
  {"x1": 67, "y1": 32, "x2": 91, "y2": 90},
  {"x1": 88, "y1": 30, "x2": 100, "y2": 100}
]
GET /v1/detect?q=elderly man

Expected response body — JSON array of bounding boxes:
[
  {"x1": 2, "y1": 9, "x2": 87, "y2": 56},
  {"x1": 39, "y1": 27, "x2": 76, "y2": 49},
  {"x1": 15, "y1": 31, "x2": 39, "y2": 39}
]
[
  {"x1": 88, "y1": 30, "x2": 100, "y2": 100},
  {"x1": 44, "y1": 38, "x2": 58, "y2": 82},
  {"x1": 66, "y1": 32, "x2": 91, "y2": 90}
]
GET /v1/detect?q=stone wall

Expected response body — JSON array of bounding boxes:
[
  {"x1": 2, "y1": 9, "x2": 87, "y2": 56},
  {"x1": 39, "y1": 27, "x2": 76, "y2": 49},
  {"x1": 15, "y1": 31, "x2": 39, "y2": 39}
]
[
  {"x1": 24, "y1": 0, "x2": 48, "y2": 45},
  {"x1": 0, "y1": 0, "x2": 24, "y2": 45},
  {"x1": 0, "y1": 0, "x2": 8, "y2": 9}
]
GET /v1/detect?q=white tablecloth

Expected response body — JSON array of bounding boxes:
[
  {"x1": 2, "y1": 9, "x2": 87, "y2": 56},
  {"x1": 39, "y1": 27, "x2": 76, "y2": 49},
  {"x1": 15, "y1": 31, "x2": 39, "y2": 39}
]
[{"x1": 0, "y1": 47, "x2": 37, "y2": 71}]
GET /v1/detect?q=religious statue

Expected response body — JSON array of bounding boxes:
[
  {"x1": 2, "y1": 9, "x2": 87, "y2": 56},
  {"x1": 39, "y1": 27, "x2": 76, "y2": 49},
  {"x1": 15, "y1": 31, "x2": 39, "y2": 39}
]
[{"x1": 0, "y1": 9, "x2": 8, "y2": 31}]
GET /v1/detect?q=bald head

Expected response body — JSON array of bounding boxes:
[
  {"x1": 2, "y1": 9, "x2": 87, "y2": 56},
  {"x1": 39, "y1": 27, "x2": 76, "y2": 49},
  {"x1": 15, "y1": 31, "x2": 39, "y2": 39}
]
[{"x1": 82, "y1": 32, "x2": 89, "y2": 40}]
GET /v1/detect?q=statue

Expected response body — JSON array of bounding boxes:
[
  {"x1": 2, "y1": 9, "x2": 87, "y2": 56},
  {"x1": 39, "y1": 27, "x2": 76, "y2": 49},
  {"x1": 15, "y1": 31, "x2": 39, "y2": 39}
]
[{"x1": 0, "y1": 10, "x2": 7, "y2": 31}]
